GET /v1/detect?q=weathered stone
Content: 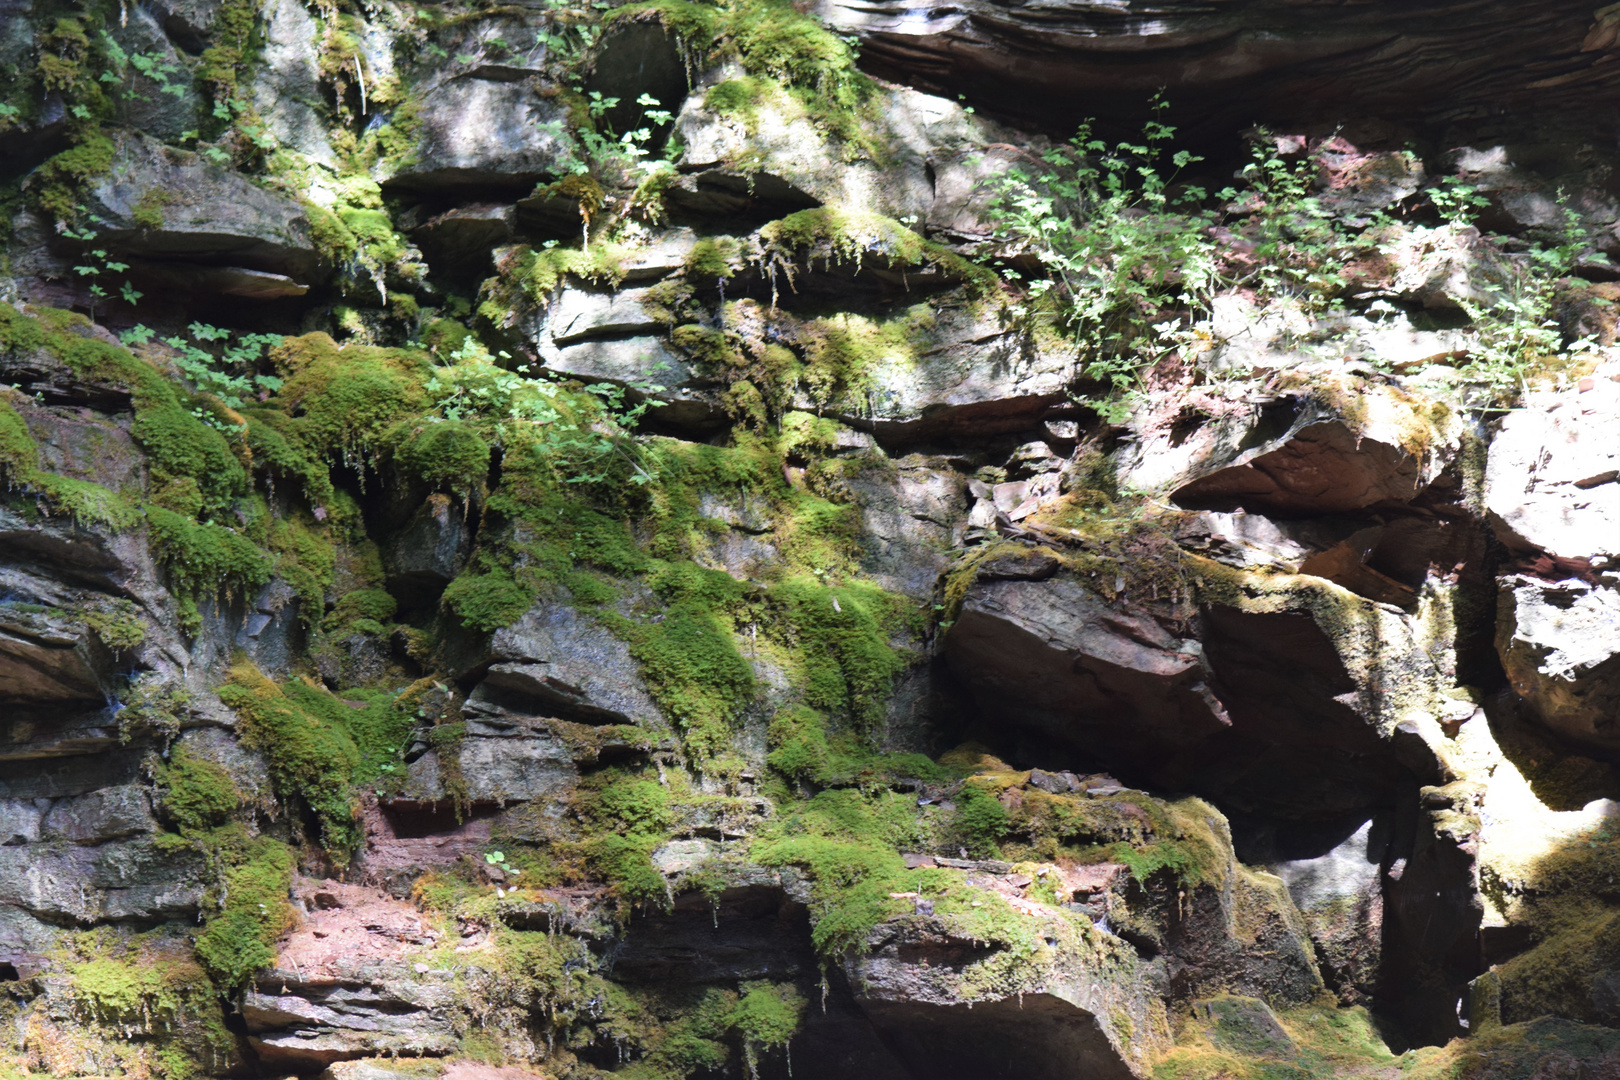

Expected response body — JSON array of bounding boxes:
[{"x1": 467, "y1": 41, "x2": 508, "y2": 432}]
[
  {"x1": 383, "y1": 496, "x2": 473, "y2": 607},
  {"x1": 378, "y1": 75, "x2": 577, "y2": 191},
  {"x1": 944, "y1": 576, "x2": 1231, "y2": 775},
  {"x1": 400, "y1": 720, "x2": 576, "y2": 806},
  {"x1": 0, "y1": 605, "x2": 116, "y2": 705},
  {"x1": 409, "y1": 202, "x2": 515, "y2": 286},
  {"x1": 0, "y1": 836, "x2": 205, "y2": 922},
  {"x1": 70, "y1": 132, "x2": 322, "y2": 282},
  {"x1": 1497, "y1": 575, "x2": 1620, "y2": 754},
  {"x1": 815, "y1": 0, "x2": 1620, "y2": 134},
  {"x1": 0, "y1": 800, "x2": 43, "y2": 845},
  {"x1": 1273, "y1": 817, "x2": 1389, "y2": 1004},
  {"x1": 1485, "y1": 373, "x2": 1620, "y2": 566},
  {"x1": 39, "y1": 783, "x2": 155, "y2": 844},
  {"x1": 249, "y1": 0, "x2": 337, "y2": 165},
  {"x1": 1123, "y1": 378, "x2": 1461, "y2": 513}
]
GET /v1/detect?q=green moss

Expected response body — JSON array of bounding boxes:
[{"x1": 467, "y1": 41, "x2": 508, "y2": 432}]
[
  {"x1": 147, "y1": 506, "x2": 273, "y2": 599},
  {"x1": 1, "y1": 306, "x2": 249, "y2": 513},
  {"x1": 390, "y1": 417, "x2": 491, "y2": 494},
  {"x1": 269, "y1": 333, "x2": 434, "y2": 464},
  {"x1": 33, "y1": 131, "x2": 115, "y2": 222},
  {"x1": 760, "y1": 208, "x2": 997, "y2": 296},
  {"x1": 727, "y1": 981, "x2": 804, "y2": 1070},
  {"x1": 55, "y1": 930, "x2": 237, "y2": 1077},
  {"x1": 685, "y1": 235, "x2": 745, "y2": 281},
  {"x1": 611, "y1": 0, "x2": 877, "y2": 154},
  {"x1": 131, "y1": 188, "x2": 176, "y2": 230},
  {"x1": 443, "y1": 560, "x2": 538, "y2": 632},
  {"x1": 955, "y1": 782, "x2": 1011, "y2": 857},
  {"x1": 0, "y1": 391, "x2": 136, "y2": 528},
  {"x1": 156, "y1": 746, "x2": 241, "y2": 832},
  {"x1": 192, "y1": 829, "x2": 294, "y2": 987}
]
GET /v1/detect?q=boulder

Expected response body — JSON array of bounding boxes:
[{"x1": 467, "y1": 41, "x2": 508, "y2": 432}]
[
  {"x1": 1487, "y1": 370, "x2": 1620, "y2": 753},
  {"x1": 1485, "y1": 372, "x2": 1620, "y2": 566},
  {"x1": 672, "y1": 80, "x2": 1001, "y2": 225},
  {"x1": 1122, "y1": 379, "x2": 1462, "y2": 512},
  {"x1": 845, "y1": 910, "x2": 1164, "y2": 1080},
  {"x1": 399, "y1": 713, "x2": 577, "y2": 806},
  {"x1": 69, "y1": 132, "x2": 323, "y2": 283},
  {"x1": 378, "y1": 74, "x2": 578, "y2": 192},
  {"x1": 0, "y1": 604, "x2": 115, "y2": 706},
  {"x1": 1497, "y1": 575, "x2": 1620, "y2": 753},
  {"x1": 1272, "y1": 817, "x2": 1390, "y2": 1004},
  {"x1": 39, "y1": 783, "x2": 155, "y2": 844},
  {"x1": 249, "y1": 0, "x2": 337, "y2": 165},
  {"x1": 944, "y1": 575, "x2": 1231, "y2": 774}
]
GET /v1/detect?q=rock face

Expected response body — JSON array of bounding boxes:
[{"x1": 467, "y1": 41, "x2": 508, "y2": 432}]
[
  {"x1": 814, "y1": 0, "x2": 1620, "y2": 131},
  {"x1": 9, "y1": 0, "x2": 1620, "y2": 1075},
  {"x1": 76, "y1": 132, "x2": 323, "y2": 284},
  {"x1": 1489, "y1": 372, "x2": 1620, "y2": 753}
]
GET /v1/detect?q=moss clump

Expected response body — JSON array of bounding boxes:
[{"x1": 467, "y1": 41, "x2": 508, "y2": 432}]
[
  {"x1": 767, "y1": 705, "x2": 949, "y2": 787},
  {"x1": 192, "y1": 829, "x2": 294, "y2": 987},
  {"x1": 268, "y1": 333, "x2": 434, "y2": 466},
  {"x1": 0, "y1": 391, "x2": 137, "y2": 528},
  {"x1": 1, "y1": 306, "x2": 249, "y2": 514},
  {"x1": 390, "y1": 417, "x2": 491, "y2": 495},
  {"x1": 220, "y1": 660, "x2": 361, "y2": 852},
  {"x1": 147, "y1": 507, "x2": 274, "y2": 600},
  {"x1": 442, "y1": 560, "x2": 538, "y2": 633},
  {"x1": 155, "y1": 746, "x2": 242, "y2": 832},
  {"x1": 955, "y1": 781, "x2": 1011, "y2": 857},
  {"x1": 611, "y1": 0, "x2": 877, "y2": 153},
  {"x1": 759, "y1": 208, "x2": 997, "y2": 296},
  {"x1": 31, "y1": 130, "x2": 114, "y2": 224},
  {"x1": 53, "y1": 930, "x2": 237, "y2": 1078},
  {"x1": 218, "y1": 662, "x2": 414, "y2": 856},
  {"x1": 567, "y1": 771, "x2": 677, "y2": 907}
]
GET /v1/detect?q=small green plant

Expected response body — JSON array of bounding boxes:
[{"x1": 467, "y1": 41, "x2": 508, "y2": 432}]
[
  {"x1": 1431, "y1": 175, "x2": 1493, "y2": 226},
  {"x1": 484, "y1": 850, "x2": 506, "y2": 865},
  {"x1": 1452, "y1": 199, "x2": 1605, "y2": 402},
  {"x1": 123, "y1": 322, "x2": 283, "y2": 431},
  {"x1": 61, "y1": 220, "x2": 140, "y2": 317},
  {"x1": 424, "y1": 337, "x2": 664, "y2": 486},
  {"x1": 987, "y1": 95, "x2": 1222, "y2": 422}
]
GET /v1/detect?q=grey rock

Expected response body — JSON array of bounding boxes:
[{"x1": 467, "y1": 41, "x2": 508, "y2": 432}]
[
  {"x1": 401, "y1": 723, "x2": 576, "y2": 805},
  {"x1": 72, "y1": 131, "x2": 322, "y2": 282},
  {"x1": 379, "y1": 75, "x2": 577, "y2": 191},
  {"x1": 0, "y1": 800, "x2": 44, "y2": 845},
  {"x1": 840, "y1": 453, "x2": 966, "y2": 599},
  {"x1": 384, "y1": 496, "x2": 473, "y2": 606},
  {"x1": 1486, "y1": 377, "x2": 1620, "y2": 564},
  {"x1": 40, "y1": 783, "x2": 155, "y2": 844},
  {"x1": 441, "y1": 590, "x2": 665, "y2": 726},
  {"x1": 409, "y1": 202, "x2": 515, "y2": 285},
  {"x1": 0, "y1": 605, "x2": 116, "y2": 705},
  {"x1": 106, "y1": 5, "x2": 203, "y2": 142},
  {"x1": 1497, "y1": 575, "x2": 1620, "y2": 754},
  {"x1": 1274, "y1": 817, "x2": 1389, "y2": 1003},
  {"x1": 234, "y1": 579, "x2": 303, "y2": 676},
  {"x1": 0, "y1": 836, "x2": 205, "y2": 922},
  {"x1": 249, "y1": 0, "x2": 336, "y2": 165},
  {"x1": 945, "y1": 576, "x2": 1230, "y2": 771},
  {"x1": 0, "y1": 749, "x2": 143, "y2": 800}
]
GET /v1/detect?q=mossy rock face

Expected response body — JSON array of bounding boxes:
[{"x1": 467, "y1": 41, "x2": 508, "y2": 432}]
[{"x1": 1197, "y1": 997, "x2": 1297, "y2": 1059}]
